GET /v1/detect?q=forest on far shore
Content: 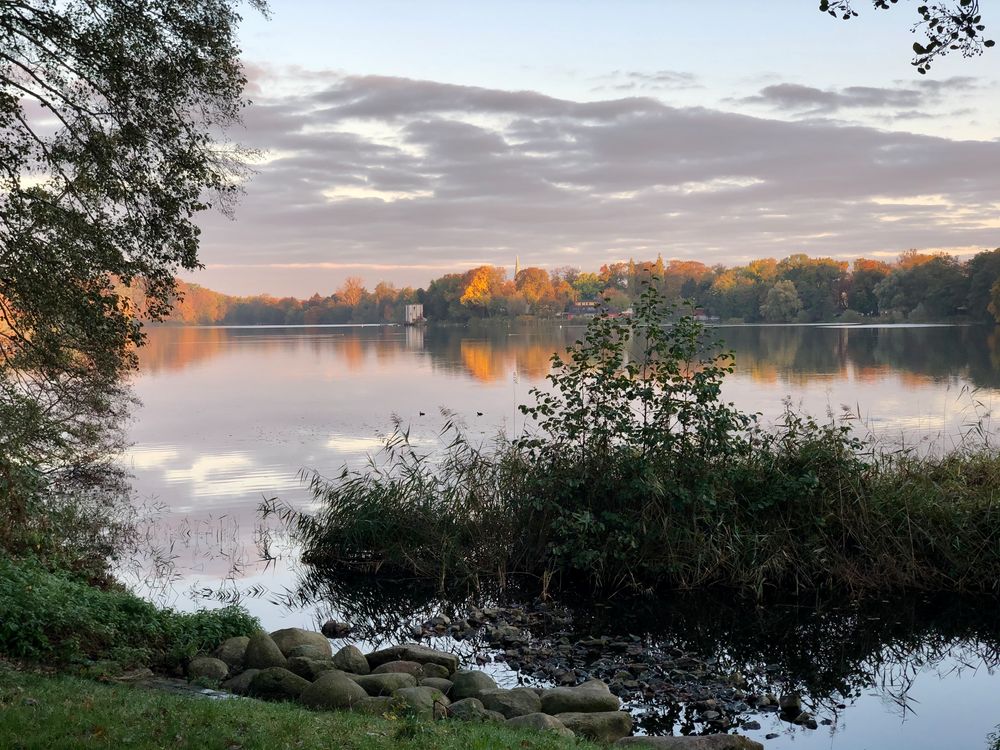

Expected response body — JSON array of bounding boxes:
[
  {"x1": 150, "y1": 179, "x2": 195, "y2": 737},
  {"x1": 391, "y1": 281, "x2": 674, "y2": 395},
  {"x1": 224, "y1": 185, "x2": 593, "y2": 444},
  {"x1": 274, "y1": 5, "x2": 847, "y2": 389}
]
[{"x1": 149, "y1": 249, "x2": 1000, "y2": 326}]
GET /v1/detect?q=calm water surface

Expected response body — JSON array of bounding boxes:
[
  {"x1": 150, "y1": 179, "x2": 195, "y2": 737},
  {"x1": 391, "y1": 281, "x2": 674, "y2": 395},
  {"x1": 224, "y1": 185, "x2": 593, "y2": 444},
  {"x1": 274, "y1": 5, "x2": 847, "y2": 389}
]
[{"x1": 125, "y1": 323, "x2": 1000, "y2": 750}]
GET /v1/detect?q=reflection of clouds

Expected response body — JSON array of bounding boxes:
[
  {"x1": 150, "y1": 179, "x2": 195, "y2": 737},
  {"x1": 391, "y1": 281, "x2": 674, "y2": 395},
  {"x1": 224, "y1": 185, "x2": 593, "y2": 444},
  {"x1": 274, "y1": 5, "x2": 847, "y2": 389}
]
[
  {"x1": 164, "y1": 452, "x2": 295, "y2": 498},
  {"x1": 125, "y1": 445, "x2": 179, "y2": 470},
  {"x1": 324, "y1": 435, "x2": 385, "y2": 453}
]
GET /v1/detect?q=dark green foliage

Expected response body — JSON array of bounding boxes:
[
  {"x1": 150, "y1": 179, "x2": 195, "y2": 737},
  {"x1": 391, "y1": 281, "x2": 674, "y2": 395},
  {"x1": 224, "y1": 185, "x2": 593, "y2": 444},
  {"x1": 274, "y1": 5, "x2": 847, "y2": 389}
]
[
  {"x1": 0, "y1": 557, "x2": 259, "y2": 668},
  {"x1": 0, "y1": 0, "x2": 264, "y2": 526},
  {"x1": 294, "y1": 282, "x2": 1000, "y2": 599}
]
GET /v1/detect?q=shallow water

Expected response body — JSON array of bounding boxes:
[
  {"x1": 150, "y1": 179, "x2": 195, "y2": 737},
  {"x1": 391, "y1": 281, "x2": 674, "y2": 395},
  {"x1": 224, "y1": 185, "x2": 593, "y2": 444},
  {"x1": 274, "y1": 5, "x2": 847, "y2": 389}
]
[{"x1": 125, "y1": 322, "x2": 1000, "y2": 749}]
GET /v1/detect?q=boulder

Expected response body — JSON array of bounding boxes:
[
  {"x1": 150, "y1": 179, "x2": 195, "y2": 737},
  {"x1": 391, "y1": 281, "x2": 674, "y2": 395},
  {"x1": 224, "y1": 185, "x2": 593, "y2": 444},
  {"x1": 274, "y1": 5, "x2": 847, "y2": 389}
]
[
  {"x1": 269, "y1": 628, "x2": 332, "y2": 659},
  {"x1": 505, "y1": 713, "x2": 575, "y2": 738},
  {"x1": 244, "y1": 632, "x2": 287, "y2": 669},
  {"x1": 351, "y1": 695, "x2": 402, "y2": 716},
  {"x1": 373, "y1": 660, "x2": 424, "y2": 678},
  {"x1": 212, "y1": 636, "x2": 250, "y2": 669},
  {"x1": 393, "y1": 686, "x2": 450, "y2": 720},
  {"x1": 365, "y1": 644, "x2": 459, "y2": 674},
  {"x1": 479, "y1": 688, "x2": 542, "y2": 719},
  {"x1": 449, "y1": 670, "x2": 498, "y2": 701},
  {"x1": 447, "y1": 697, "x2": 502, "y2": 723},
  {"x1": 299, "y1": 670, "x2": 368, "y2": 710},
  {"x1": 422, "y1": 663, "x2": 451, "y2": 680},
  {"x1": 187, "y1": 656, "x2": 229, "y2": 682},
  {"x1": 287, "y1": 644, "x2": 332, "y2": 661},
  {"x1": 248, "y1": 667, "x2": 311, "y2": 701},
  {"x1": 779, "y1": 693, "x2": 801, "y2": 714},
  {"x1": 555, "y1": 711, "x2": 634, "y2": 743},
  {"x1": 616, "y1": 737, "x2": 764, "y2": 750},
  {"x1": 287, "y1": 656, "x2": 338, "y2": 681},
  {"x1": 541, "y1": 679, "x2": 620, "y2": 714},
  {"x1": 420, "y1": 677, "x2": 453, "y2": 694},
  {"x1": 321, "y1": 619, "x2": 352, "y2": 638},
  {"x1": 221, "y1": 668, "x2": 260, "y2": 696},
  {"x1": 351, "y1": 672, "x2": 418, "y2": 696},
  {"x1": 332, "y1": 645, "x2": 370, "y2": 675}
]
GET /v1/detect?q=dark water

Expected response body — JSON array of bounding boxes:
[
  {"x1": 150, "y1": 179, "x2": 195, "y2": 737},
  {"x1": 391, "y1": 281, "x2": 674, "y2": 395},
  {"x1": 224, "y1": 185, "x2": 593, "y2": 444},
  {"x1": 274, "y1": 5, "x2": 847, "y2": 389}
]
[{"x1": 125, "y1": 322, "x2": 1000, "y2": 749}]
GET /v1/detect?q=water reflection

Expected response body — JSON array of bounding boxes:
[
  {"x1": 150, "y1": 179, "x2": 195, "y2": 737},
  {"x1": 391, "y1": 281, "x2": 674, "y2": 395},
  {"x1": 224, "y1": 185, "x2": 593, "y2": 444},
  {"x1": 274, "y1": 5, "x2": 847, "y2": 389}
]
[
  {"x1": 273, "y1": 568, "x2": 1000, "y2": 750},
  {"x1": 136, "y1": 322, "x2": 1000, "y2": 390},
  {"x1": 125, "y1": 322, "x2": 1000, "y2": 749}
]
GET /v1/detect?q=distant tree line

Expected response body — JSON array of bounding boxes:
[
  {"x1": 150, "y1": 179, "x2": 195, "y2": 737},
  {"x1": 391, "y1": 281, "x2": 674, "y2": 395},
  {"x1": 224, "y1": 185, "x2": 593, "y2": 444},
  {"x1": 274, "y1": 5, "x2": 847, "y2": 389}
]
[{"x1": 157, "y1": 249, "x2": 1000, "y2": 325}]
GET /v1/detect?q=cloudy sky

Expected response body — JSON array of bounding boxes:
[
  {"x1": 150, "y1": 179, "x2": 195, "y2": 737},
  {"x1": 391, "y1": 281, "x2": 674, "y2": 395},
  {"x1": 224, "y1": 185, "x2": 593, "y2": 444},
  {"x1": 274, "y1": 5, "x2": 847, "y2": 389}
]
[{"x1": 190, "y1": 0, "x2": 1000, "y2": 296}]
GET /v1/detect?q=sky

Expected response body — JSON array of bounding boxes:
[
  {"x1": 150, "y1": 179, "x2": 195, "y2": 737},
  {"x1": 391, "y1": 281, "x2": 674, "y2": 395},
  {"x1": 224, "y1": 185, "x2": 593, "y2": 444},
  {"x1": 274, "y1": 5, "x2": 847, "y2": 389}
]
[{"x1": 188, "y1": 0, "x2": 1000, "y2": 297}]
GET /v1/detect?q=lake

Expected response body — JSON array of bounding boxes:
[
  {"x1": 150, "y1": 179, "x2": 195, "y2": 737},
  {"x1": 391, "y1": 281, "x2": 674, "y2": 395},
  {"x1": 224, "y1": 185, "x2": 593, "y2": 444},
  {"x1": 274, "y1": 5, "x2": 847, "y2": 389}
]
[{"x1": 125, "y1": 322, "x2": 1000, "y2": 749}]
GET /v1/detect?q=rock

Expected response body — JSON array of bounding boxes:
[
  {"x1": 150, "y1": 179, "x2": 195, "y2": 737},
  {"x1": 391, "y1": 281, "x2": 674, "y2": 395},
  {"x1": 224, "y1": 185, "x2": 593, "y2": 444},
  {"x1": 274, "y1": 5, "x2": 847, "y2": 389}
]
[
  {"x1": 479, "y1": 688, "x2": 542, "y2": 719},
  {"x1": 321, "y1": 620, "x2": 352, "y2": 638},
  {"x1": 373, "y1": 660, "x2": 424, "y2": 678},
  {"x1": 331, "y1": 645, "x2": 370, "y2": 675},
  {"x1": 244, "y1": 633, "x2": 288, "y2": 669},
  {"x1": 187, "y1": 656, "x2": 229, "y2": 682},
  {"x1": 299, "y1": 670, "x2": 368, "y2": 710},
  {"x1": 449, "y1": 670, "x2": 498, "y2": 701},
  {"x1": 351, "y1": 695, "x2": 402, "y2": 716},
  {"x1": 269, "y1": 628, "x2": 332, "y2": 659},
  {"x1": 365, "y1": 644, "x2": 459, "y2": 674},
  {"x1": 555, "y1": 711, "x2": 634, "y2": 743},
  {"x1": 487, "y1": 624, "x2": 527, "y2": 645},
  {"x1": 420, "y1": 677, "x2": 453, "y2": 694},
  {"x1": 212, "y1": 636, "x2": 250, "y2": 669},
  {"x1": 422, "y1": 663, "x2": 451, "y2": 680},
  {"x1": 540, "y1": 679, "x2": 620, "y2": 714},
  {"x1": 393, "y1": 686, "x2": 451, "y2": 720},
  {"x1": 351, "y1": 672, "x2": 418, "y2": 696},
  {"x1": 447, "y1": 698, "x2": 502, "y2": 723},
  {"x1": 793, "y1": 712, "x2": 818, "y2": 730},
  {"x1": 221, "y1": 668, "x2": 260, "y2": 695},
  {"x1": 287, "y1": 644, "x2": 332, "y2": 661},
  {"x1": 287, "y1": 656, "x2": 338, "y2": 681},
  {"x1": 616, "y1": 737, "x2": 764, "y2": 749},
  {"x1": 248, "y1": 667, "x2": 311, "y2": 701},
  {"x1": 779, "y1": 693, "x2": 801, "y2": 714},
  {"x1": 505, "y1": 713, "x2": 574, "y2": 738}
]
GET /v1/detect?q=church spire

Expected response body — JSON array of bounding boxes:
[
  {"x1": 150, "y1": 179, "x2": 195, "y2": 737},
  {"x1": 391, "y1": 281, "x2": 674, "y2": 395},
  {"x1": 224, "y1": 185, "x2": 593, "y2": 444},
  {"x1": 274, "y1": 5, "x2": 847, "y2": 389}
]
[{"x1": 514, "y1": 255, "x2": 521, "y2": 278}]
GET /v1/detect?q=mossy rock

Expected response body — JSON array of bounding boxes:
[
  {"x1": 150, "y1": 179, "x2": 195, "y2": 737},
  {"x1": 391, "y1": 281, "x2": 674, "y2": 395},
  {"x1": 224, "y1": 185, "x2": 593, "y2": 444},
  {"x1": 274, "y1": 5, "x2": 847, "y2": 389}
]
[
  {"x1": 299, "y1": 671, "x2": 368, "y2": 710},
  {"x1": 350, "y1": 672, "x2": 418, "y2": 696},
  {"x1": 244, "y1": 633, "x2": 287, "y2": 669},
  {"x1": 331, "y1": 645, "x2": 370, "y2": 675},
  {"x1": 449, "y1": 670, "x2": 497, "y2": 701},
  {"x1": 269, "y1": 628, "x2": 332, "y2": 659},
  {"x1": 248, "y1": 667, "x2": 311, "y2": 701}
]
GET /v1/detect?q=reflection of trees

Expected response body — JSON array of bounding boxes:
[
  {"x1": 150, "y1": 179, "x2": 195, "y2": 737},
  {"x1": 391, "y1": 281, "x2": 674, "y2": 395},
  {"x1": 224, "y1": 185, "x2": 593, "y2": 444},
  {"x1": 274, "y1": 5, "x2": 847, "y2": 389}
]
[
  {"x1": 139, "y1": 323, "x2": 1000, "y2": 392},
  {"x1": 570, "y1": 592, "x2": 1000, "y2": 715},
  {"x1": 282, "y1": 567, "x2": 1000, "y2": 730},
  {"x1": 424, "y1": 324, "x2": 581, "y2": 383},
  {"x1": 723, "y1": 325, "x2": 1000, "y2": 390}
]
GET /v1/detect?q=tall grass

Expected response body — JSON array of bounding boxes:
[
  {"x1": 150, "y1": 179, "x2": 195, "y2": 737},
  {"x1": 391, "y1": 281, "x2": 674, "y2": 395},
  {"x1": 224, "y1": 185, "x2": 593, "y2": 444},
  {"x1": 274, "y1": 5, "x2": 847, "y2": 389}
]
[{"x1": 284, "y1": 284, "x2": 1000, "y2": 599}]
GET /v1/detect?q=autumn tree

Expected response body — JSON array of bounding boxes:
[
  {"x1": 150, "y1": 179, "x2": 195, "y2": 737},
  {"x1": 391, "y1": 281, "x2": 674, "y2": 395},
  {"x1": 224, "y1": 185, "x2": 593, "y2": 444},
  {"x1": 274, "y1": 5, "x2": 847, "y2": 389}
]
[
  {"x1": 460, "y1": 265, "x2": 509, "y2": 316},
  {"x1": 337, "y1": 277, "x2": 367, "y2": 307}
]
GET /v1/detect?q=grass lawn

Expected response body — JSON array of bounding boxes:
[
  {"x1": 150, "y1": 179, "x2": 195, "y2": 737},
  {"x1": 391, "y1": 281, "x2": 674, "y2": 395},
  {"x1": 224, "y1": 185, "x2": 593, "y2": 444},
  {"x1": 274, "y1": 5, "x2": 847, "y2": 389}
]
[{"x1": 0, "y1": 666, "x2": 595, "y2": 750}]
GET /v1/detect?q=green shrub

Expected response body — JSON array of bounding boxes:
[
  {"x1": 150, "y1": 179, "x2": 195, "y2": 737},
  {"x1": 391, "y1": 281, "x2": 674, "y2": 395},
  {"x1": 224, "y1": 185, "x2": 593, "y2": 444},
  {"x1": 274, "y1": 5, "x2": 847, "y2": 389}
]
[{"x1": 0, "y1": 556, "x2": 259, "y2": 667}]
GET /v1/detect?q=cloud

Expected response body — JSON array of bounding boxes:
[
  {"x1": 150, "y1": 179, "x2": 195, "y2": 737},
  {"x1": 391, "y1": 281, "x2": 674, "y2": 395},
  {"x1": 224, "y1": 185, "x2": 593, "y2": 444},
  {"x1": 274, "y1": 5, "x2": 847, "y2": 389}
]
[
  {"x1": 591, "y1": 70, "x2": 701, "y2": 93},
  {"x1": 741, "y1": 77, "x2": 981, "y2": 116},
  {"x1": 194, "y1": 70, "x2": 1000, "y2": 295}
]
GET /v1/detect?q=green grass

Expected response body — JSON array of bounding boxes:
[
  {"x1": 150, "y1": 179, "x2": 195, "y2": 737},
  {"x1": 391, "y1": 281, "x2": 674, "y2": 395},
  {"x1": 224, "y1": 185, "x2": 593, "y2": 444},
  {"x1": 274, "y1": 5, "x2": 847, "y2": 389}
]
[
  {"x1": 0, "y1": 667, "x2": 596, "y2": 750},
  {"x1": 0, "y1": 556, "x2": 259, "y2": 669}
]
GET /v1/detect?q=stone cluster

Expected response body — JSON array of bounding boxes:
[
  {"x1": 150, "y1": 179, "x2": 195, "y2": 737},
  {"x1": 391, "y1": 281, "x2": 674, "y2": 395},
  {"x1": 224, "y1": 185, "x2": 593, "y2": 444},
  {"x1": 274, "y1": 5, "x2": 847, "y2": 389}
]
[{"x1": 187, "y1": 626, "x2": 762, "y2": 748}]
